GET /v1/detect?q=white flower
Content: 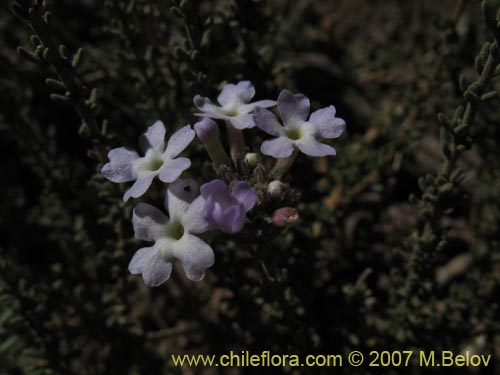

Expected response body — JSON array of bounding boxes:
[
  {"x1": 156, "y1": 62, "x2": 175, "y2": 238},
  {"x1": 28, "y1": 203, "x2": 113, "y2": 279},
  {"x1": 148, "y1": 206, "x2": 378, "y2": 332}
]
[
  {"x1": 101, "y1": 121, "x2": 195, "y2": 201},
  {"x1": 128, "y1": 179, "x2": 214, "y2": 286},
  {"x1": 254, "y1": 90, "x2": 346, "y2": 158},
  {"x1": 194, "y1": 81, "x2": 276, "y2": 129}
]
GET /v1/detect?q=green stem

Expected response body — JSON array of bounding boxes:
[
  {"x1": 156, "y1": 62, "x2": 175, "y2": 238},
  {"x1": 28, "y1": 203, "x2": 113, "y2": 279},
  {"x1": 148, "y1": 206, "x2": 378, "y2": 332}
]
[{"x1": 205, "y1": 138, "x2": 232, "y2": 168}]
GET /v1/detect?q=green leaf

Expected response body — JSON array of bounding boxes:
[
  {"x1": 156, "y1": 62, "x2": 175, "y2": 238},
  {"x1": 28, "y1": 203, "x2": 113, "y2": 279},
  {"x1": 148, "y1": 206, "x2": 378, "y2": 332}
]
[
  {"x1": 481, "y1": 90, "x2": 497, "y2": 101},
  {"x1": 50, "y1": 93, "x2": 71, "y2": 104},
  {"x1": 71, "y1": 47, "x2": 84, "y2": 68},
  {"x1": 45, "y1": 78, "x2": 65, "y2": 90},
  {"x1": 17, "y1": 46, "x2": 40, "y2": 63}
]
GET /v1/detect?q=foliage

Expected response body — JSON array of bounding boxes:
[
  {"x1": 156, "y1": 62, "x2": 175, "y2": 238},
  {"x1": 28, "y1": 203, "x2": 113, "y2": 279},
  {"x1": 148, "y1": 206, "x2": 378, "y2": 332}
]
[{"x1": 1, "y1": 0, "x2": 500, "y2": 374}]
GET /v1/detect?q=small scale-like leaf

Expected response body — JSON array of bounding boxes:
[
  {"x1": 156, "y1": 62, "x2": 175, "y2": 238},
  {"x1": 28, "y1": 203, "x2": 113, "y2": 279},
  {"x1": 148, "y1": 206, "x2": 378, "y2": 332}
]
[
  {"x1": 17, "y1": 46, "x2": 40, "y2": 63},
  {"x1": 481, "y1": 90, "x2": 497, "y2": 101},
  {"x1": 438, "y1": 183, "x2": 453, "y2": 194},
  {"x1": 464, "y1": 89, "x2": 480, "y2": 103},
  {"x1": 170, "y1": 6, "x2": 183, "y2": 18},
  {"x1": 42, "y1": 47, "x2": 51, "y2": 61},
  {"x1": 30, "y1": 35, "x2": 42, "y2": 47},
  {"x1": 45, "y1": 78, "x2": 66, "y2": 90},
  {"x1": 72, "y1": 47, "x2": 84, "y2": 67},
  {"x1": 437, "y1": 112, "x2": 450, "y2": 126},
  {"x1": 59, "y1": 45, "x2": 69, "y2": 60},
  {"x1": 50, "y1": 93, "x2": 71, "y2": 104},
  {"x1": 179, "y1": 0, "x2": 190, "y2": 12},
  {"x1": 43, "y1": 11, "x2": 52, "y2": 25},
  {"x1": 450, "y1": 168, "x2": 465, "y2": 183},
  {"x1": 459, "y1": 74, "x2": 468, "y2": 92},
  {"x1": 454, "y1": 121, "x2": 469, "y2": 135},
  {"x1": 11, "y1": 2, "x2": 29, "y2": 21}
]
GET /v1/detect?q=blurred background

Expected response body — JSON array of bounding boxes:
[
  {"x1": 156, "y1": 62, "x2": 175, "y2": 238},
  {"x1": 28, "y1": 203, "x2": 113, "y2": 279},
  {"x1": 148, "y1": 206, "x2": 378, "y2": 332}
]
[{"x1": 1, "y1": 0, "x2": 499, "y2": 374}]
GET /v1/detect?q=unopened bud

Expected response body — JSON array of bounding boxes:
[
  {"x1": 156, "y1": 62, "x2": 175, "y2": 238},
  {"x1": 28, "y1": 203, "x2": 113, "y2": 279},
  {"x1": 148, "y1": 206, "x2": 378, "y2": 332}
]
[
  {"x1": 194, "y1": 118, "x2": 231, "y2": 167},
  {"x1": 194, "y1": 117, "x2": 219, "y2": 143},
  {"x1": 272, "y1": 207, "x2": 299, "y2": 227},
  {"x1": 267, "y1": 180, "x2": 286, "y2": 198},
  {"x1": 244, "y1": 152, "x2": 258, "y2": 168}
]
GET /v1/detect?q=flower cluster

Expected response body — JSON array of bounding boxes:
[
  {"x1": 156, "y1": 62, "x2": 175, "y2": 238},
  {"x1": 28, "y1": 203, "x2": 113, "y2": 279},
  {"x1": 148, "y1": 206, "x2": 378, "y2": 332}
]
[{"x1": 102, "y1": 81, "x2": 346, "y2": 286}]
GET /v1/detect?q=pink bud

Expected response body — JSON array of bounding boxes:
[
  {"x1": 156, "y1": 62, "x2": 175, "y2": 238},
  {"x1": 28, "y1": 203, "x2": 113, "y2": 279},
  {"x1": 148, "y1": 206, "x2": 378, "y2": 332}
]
[{"x1": 272, "y1": 207, "x2": 299, "y2": 227}]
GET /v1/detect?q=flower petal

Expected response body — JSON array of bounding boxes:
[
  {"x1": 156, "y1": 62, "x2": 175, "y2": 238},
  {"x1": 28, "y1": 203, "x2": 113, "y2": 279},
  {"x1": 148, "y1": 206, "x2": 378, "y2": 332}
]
[
  {"x1": 132, "y1": 203, "x2": 168, "y2": 242},
  {"x1": 277, "y1": 90, "x2": 310, "y2": 125},
  {"x1": 261, "y1": 136, "x2": 295, "y2": 158},
  {"x1": 167, "y1": 178, "x2": 199, "y2": 221},
  {"x1": 309, "y1": 105, "x2": 346, "y2": 139},
  {"x1": 139, "y1": 120, "x2": 166, "y2": 153},
  {"x1": 201, "y1": 180, "x2": 254, "y2": 233},
  {"x1": 166, "y1": 178, "x2": 199, "y2": 207},
  {"x1": 123, "y1": 172, "x2": 156, "y2": 201},
  {"x1": 222, "y1": 204, "x2": 246, "y2": 234},
  {"x1": 202, "y1": 197, "x2": 219, "y2": 231},
  {"x1": 129, "y1": 246, "x2": 154, "y2": 274},
  {"x1": 217, "y1": 81, "x2": 255, "y2": 106},
  {"x1": 182, "y1": 195, "x2": 209, "y2": 234},
  {"x1": 200, "y1": 179, "x2": 230, "y2": 203},
  {"x1": 231, "y1": 181, "x2": 257, "y2": 212},
  {"x1": 194, "y1": 95, "x2": 226, "y2": 118},
  {"x1": 128, "y1": 246, "x2": 172, "y2": 287},
  {"x1": 173, "y1": 234, "x2": 215, "y2": 281},
  {"x1": 238, "y1": 100, "x2": 277, "y2": 116},
  {"x1": 158, "y1": 157, "x2": 191, "y2": 183},
  {"x1": 101, "y1": 147, "x2": 139, "y2": 183},
  {"x1": 251, "y1": 99, "x2": 277, "y2": 108},
  {"x1": 254, "y1": 107, "x2": 283, "y2": 136},
  {"x1": 193, "y1": 112, "x2": 230, "y2": 121},
  {"x1": 230, "y1": 114, "x2": 255, "y2": 129},
  {"x1": 165, "y1": 125, "x2": 195, "y2": 158},
  {"x1": 295, "y1": 136, "x2": 336, "y2": 157}
]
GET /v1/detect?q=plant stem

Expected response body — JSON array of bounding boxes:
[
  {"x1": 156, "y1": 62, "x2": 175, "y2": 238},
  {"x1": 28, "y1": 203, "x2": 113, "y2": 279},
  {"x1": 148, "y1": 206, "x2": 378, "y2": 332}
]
[
  {"x1": 268, "y1": 148, "x2": 299, "y2": 179},
  {"x1": 226, "y1": 122, "x2": 246, "y2": 165}
]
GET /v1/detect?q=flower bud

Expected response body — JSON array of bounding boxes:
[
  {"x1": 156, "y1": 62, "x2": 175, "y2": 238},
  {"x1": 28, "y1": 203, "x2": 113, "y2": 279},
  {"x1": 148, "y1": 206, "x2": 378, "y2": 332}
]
[
  {"x1": 244, "y1": 152, "x2": 258, "y2": 168},
  {"x1": 194, "y1": 118, "x2": 219, "y2": 143},
  {"x1": 267, "y1": 180, "x2": 286, "y2": 198},
  {"x1": 194, "y1": 118, "x2": 231, "y2": 167},
  {"x1": 272, "y1": 207, "x2": 299, "y2": 227}
]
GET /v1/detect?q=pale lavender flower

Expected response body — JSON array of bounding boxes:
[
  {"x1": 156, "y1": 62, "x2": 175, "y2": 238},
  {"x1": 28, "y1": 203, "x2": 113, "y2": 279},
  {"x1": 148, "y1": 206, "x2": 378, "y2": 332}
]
[
  {"x1": 254, "y1": 90, "x2": 346, "y2": 158},
  {"x1": 101, "y1": 121, "x2": 195, "y2": 201},
  {"x1": 200, "y1": 179, "x2": 257, "y2": 234},
  {"x1": 128, "y1": 179, "x2": 214, "y2": 286},
  {"x1": 194, "y1": 81, "x2": 276, "y2": 129}
]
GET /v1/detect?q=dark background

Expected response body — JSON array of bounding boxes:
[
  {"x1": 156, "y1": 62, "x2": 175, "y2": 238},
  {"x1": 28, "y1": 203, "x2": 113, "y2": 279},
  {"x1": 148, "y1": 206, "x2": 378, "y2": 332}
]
[{"x1": 1, "y1": 0, "x2": 499, "y2": 374}]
